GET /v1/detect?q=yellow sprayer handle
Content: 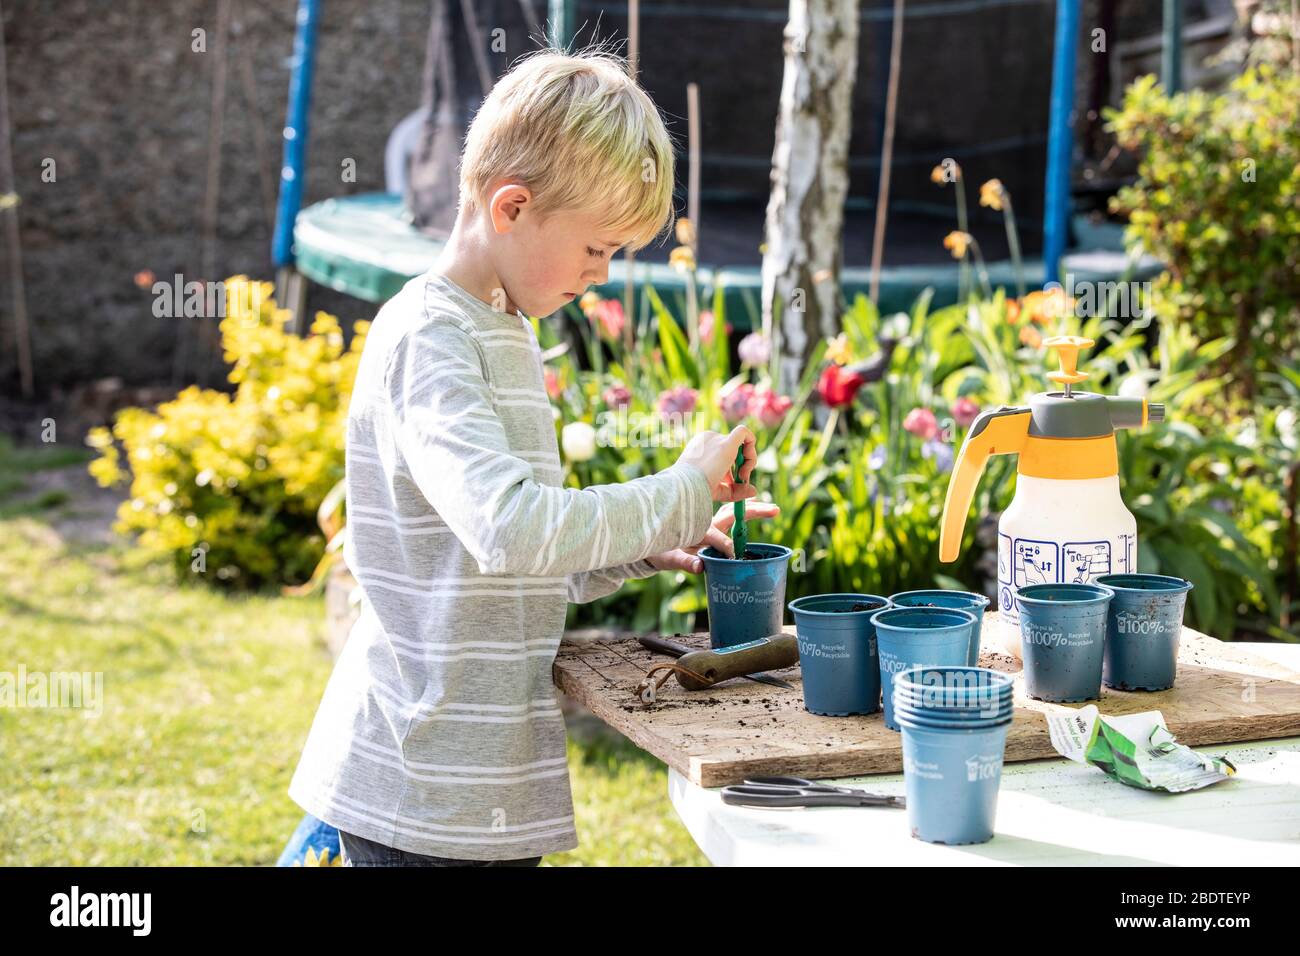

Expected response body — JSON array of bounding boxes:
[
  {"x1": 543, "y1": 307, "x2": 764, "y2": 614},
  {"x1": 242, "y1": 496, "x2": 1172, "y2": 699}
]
[{"x1": 939, "y1": 407, "x2": 1032, "y2": 563}]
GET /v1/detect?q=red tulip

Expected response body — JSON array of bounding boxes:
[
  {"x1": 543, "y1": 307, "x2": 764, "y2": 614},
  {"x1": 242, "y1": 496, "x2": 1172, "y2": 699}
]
[{"x1": 816, "y1": 365, "x2": 867, "y2": 408}]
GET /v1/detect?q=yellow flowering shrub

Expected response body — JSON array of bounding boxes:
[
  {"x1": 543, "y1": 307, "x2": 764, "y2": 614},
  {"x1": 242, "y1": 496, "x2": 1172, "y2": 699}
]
[{"x1": 88, "y1": 278, "x2": 368, "y2": 588}]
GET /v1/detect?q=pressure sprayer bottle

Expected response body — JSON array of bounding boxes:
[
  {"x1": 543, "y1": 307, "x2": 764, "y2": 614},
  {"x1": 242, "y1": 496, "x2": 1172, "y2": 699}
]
[{"x1": 938, "y1": 336, "x2": 1164, "y2": 649}]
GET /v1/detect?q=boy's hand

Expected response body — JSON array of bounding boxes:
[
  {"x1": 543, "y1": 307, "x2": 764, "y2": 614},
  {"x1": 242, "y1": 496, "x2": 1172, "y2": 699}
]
[
  {"x1": 677, "y1": 425, "x2": 758, "y2": 502},
  {"x1": 645, "y1": 501, "x2": 781, "y2": 574}
]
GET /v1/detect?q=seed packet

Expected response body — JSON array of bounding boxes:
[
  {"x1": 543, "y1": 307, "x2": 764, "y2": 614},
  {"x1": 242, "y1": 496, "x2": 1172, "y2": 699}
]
[{"x1": 1046, "y1": 704, "x2": 1236, "y2": 792}]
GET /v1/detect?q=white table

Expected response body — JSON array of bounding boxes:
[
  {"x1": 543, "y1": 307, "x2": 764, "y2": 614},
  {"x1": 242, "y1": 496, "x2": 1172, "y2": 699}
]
[{"x1": 669, "y1": 643, "x2": 1300, "y2": 866}]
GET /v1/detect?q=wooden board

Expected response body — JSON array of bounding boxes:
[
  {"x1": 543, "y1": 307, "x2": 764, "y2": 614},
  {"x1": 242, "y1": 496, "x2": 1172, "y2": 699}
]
[{"x1": 552, "y1": 612, "x2": 1300, "y2": 788}]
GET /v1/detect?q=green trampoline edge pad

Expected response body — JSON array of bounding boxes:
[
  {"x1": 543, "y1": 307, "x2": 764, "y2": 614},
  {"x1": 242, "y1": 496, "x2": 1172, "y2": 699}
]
[{"x1": 293, "y1": 193, "x2": 1163, "y2": 323}]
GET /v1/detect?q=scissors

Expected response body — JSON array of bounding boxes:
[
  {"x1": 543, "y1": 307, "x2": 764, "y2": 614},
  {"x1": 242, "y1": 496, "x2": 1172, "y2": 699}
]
[{"x1": 720, "y1": 775, "x2": 906, "y2": 809}]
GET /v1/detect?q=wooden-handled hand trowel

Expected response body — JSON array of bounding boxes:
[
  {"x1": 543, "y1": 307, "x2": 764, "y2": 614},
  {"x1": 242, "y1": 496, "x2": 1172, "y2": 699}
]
[{"x1": 636, "y1": 634, "x2": 796, "y2": 705}]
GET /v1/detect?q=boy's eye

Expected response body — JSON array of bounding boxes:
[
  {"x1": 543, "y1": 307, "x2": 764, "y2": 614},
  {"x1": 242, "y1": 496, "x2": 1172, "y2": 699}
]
[{"x1": 586, "y1": 247, "x2": 606, "y2": 259}]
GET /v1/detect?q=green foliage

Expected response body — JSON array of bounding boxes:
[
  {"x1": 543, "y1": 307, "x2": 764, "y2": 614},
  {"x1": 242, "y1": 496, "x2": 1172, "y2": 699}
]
[
  {"x1": 559, "y1": 281, "x2": 1293, "y2": 641},
  {"x1": 87, "y1": 279, "x2": 367, "y2": 589},
  {"x1": 1107, "y1": 67, "x2": 1300, "y2": 386},
  {"x1": 558, "y1": 288, "x2": 1019, "y2": 631}
]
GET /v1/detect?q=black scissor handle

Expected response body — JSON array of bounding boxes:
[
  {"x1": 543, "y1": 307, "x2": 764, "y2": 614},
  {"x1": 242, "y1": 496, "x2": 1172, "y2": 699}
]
[{"x1": 722, "y1": 783, "x2": 906, "y2": 809}]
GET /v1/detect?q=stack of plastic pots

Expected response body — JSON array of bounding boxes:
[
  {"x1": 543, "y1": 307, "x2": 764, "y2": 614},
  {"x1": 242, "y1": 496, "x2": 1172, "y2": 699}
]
[
  {"x1": 870, "y1": 606, "x2": 976, "y2": 731},
  {"x1": 893, "y1": 666, "x2": 1014, "y2": 846}
]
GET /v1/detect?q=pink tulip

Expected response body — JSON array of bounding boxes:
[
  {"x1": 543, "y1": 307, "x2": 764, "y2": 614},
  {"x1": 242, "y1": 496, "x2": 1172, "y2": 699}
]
[
  {"x1": 952, "y1": 396, "x2": 981, "y2": 428},
  {"x1": 657, "y1": 385, "x2": 698, "y2": 420},
  {"x1": 544, "y1": 369, "x2": 563, "y2": 400},
  {"x1": 738, "y1": 332, "x2": 771, "y2": 367},
  {"x1": 719, "y1": 383, "x2": 756, "y2": 424},
  {"x1": 699, "y1": 310, "x2": 716, "y2": 345},
  {"x1": 602, "y1": 383, "x2": 632, "y2": 409},
  {"x1": 752, "y1": 386, "x2": 793, "y2": 428},
  {"x1": 593, "y1": 299, "x2": 625, "y2": 341},
  {"x1": 903, "y1": 407, "x2": 940, "y2": 441}
]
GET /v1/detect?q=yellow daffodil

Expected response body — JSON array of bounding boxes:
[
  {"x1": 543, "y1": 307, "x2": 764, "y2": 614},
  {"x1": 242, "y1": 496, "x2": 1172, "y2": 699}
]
[
  {"x1": 825, "y1": 333, "x2": 852, "y2": 366},
  {"x1": 669, "y1": 245, "x2": 696, "y2": 273},
  {"x1": 943, "y1": 231, "x2": 972, "y2": 259},
  {"x1": 675, "y1": 216, "x2": 696, "y2": 248},
  {"x1": 930, "y1": 160, "x2": 961, "y2": 184},
  {"x1": 1021, "y1": 288, "x2": 1075, "y2": 324},
  {"x1": 979, "y1": 179, "x2": 1006, "y2": 211},
  {"x1": 579, "y1": 290, "x2": 601, "y2": 318}
]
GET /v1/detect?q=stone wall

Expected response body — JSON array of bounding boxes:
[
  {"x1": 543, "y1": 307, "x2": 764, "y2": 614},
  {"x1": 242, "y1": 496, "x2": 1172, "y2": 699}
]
[{"x1": 2, "y1": 0, "x2": 430, "y2": 395}]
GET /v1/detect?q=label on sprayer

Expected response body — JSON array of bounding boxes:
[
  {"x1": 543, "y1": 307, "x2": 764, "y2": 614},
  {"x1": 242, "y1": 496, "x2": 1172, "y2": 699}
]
[{"x1": 997, "y1": 531, "x2": 1136, "y2": 622}]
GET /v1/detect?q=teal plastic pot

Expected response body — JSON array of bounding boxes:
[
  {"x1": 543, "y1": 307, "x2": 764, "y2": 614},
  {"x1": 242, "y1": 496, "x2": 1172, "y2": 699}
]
[
  {"x1": 1015, "y1": 583, "x2": 1115, "y2": 703},
  {"x1": 898, "y1": 716, "x2": 1010, "y2": 845},
  {"x1": 870, "y1": 607, "x2": 976, "y2": 731},
  {"x1": 788, "y1": 593, "x2": 890, "y2": 716},
  {"x1": 700, "y1": 544, "x2": 793, "y2": 649},
  {"x1": 1095, "y1": 573, "x2": 1193, "y2": 691},
  {"x1": 889, "y1": 590, "x2": 991, "y2": 666}
]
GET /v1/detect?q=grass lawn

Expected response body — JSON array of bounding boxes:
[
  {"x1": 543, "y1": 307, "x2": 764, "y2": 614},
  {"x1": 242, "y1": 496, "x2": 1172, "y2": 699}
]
[{"x1": 0, "y1": 438, "x2": 706, "y2": 866}]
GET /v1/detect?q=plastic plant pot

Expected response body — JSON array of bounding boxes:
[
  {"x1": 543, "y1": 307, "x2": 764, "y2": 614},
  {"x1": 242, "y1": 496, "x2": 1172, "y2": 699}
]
[
  {"x1": 870, "y1": 607, "x2": 976, "y2": 731},
  {"x1": 1094, "y1": 573, "x2": 1193, "y2": 691},
  {"x1": 788, "y1": 593, "x2": 890, "y2": 716},
  {"x1": 889, "y1": 590, "x2": 991, "y2": 666},
  {"x1": 700, "y1": 543, "x2": 793, "y2": 650},
  {"x1": 1015, "y1": 583, "x2": 1115, "y2": 703},
  {"x1": 897, "y1": 716, "x2": 1011, "y2": 845}
]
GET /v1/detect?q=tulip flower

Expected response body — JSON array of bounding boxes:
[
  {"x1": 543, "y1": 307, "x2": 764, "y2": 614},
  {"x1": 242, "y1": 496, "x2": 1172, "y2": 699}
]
[
  {"x1": 903, "y1": 407, "x2": 940, "y2": 441},
  {"x1": 561, "y1": 422, "x2": 597, "y2": 462},
  {"x1": 602, "y1": 383, "x2": 632, "y2": 409},
  {"x1": 817, "y1": 365, "x2": 867, "y2": 408},
  {"x1": 657, "y1": 385, "x2": 698, "y2": 420},
  {"x1": 738, "y1": 332, "x2": 771, "y2": 368},
  {"x1": 752, "y1": 386, "x2": 793, "y2": 428},
  {"x1": 719, "y1": 383, "x2": 756, "y2": 424},
  {"x1": 952, "y1": 396, "x2": 981, "y2": 429}
]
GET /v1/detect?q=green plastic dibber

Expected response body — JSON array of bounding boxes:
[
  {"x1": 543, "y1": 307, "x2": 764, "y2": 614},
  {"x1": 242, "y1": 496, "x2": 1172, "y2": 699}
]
[{"x1": 732, "y1": 445, "x2": 748, "y2": 559}]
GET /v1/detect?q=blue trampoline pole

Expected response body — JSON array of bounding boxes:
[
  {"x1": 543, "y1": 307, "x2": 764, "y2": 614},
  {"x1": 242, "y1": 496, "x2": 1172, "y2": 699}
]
[
  {"x1": 1162, "y1": 0, "x2": 1183, "y2": 93},
  {"x1": 273, "y1": 0, "x2": 320, "y2": 323},
  {"x1": 1042, "y1": 0, "x2": 1079, "y2": 286},
  {"x1": 548, "y1": 0, "x2": 574, "y2": 49}
]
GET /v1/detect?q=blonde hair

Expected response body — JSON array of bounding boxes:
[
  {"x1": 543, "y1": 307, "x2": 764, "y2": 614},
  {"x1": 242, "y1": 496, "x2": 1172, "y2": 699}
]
[{"x1": 458, "y1": 48, "x2": 676, "y2": 252}]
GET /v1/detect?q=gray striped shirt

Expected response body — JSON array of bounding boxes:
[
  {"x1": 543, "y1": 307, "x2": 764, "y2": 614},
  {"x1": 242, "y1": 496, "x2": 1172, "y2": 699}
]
[{"x1": 289, "y1": 271, "x2": 714, "y2": 860}]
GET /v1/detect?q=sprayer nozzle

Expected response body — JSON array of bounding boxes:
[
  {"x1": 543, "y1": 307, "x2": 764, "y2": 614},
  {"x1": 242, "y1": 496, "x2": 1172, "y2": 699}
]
[{"x1": 1148, "y1": 402, "x2": 1165, "y2": 423}]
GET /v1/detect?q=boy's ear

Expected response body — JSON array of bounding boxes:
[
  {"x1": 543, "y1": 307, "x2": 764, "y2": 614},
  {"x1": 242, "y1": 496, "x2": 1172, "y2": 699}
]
[{"x1": 488, "y1": 183, "x2": 532, "y2": 235}]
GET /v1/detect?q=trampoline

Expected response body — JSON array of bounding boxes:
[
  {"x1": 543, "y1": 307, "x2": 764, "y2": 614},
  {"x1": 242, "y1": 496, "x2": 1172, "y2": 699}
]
[{"x1": 274, "y1": 0, "x2": 1180, "y2": 326}]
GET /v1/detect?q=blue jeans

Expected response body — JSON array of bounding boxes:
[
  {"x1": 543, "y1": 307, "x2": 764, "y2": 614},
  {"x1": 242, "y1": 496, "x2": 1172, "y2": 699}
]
[{"x1": 337, "y1": 829, "x2": 542, "y2": 867}]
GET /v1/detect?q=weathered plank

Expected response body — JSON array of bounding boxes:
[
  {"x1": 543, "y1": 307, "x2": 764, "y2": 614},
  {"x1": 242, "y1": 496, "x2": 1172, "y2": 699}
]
[{"x1": 553, "y1": 612, "x2": 1300, "y2": 788}]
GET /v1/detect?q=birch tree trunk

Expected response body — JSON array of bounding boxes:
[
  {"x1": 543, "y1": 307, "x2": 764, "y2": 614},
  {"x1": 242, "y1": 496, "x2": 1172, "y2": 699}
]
[{"x1": 761, "y1": 0, "x2": 860, "y2": 395}]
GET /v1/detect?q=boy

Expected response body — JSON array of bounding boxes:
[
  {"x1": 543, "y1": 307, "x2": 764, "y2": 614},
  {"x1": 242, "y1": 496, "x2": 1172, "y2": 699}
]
[{"x1": 288, "y1": 49, "x2": 775, "y2": 866}]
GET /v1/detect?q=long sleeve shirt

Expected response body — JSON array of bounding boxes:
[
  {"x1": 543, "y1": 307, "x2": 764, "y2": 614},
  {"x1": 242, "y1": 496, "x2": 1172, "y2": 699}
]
[{"x1": 288, "y1": 270, "x2": 715, "y2": 860}]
